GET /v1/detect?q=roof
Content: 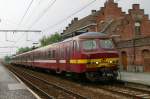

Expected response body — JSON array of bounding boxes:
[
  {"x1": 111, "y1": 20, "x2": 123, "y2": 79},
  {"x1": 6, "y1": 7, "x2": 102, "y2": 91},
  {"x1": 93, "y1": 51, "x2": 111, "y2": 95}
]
[{"x1": 62, "y1": 12, "x2": 100, "y2": 35}]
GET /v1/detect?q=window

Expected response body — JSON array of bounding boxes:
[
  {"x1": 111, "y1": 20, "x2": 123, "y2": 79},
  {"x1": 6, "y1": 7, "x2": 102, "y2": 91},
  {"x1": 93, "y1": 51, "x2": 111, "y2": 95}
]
[
  {"x1": 100, "y1": 39, "x2": 114, "y2": 49},
  {"x1": 135, "y1": 21, "x2": 141, "y2": 35},
  {"x1": 52, "y1": 50, "x2": 56, "y2": 58},
  {"x1": 66, "y1": 47, "x2": 70, "y2": 57},
  {"x1": 82, "y1": 40, "x2": 97, "y2": 50},
  {"x1": 60, "y1": 48, "x2": 64, "y2": 58},
  {"x1": 48, "y1": 51, "x2": 52, "y2": 58}
]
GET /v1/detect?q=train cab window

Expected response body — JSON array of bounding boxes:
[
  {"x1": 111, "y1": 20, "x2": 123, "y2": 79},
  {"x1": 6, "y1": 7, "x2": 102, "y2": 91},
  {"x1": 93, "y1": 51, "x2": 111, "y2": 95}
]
[
  {"x1": 82, "y1": 40, "x2": 97, "y2": 50},
  {"x1": 99, "y1": 39, "x2": 114, "y2": 49}
]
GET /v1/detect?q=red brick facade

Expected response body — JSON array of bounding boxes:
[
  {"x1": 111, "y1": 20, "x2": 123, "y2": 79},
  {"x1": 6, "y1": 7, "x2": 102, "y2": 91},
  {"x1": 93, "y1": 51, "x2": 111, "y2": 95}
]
[{"x1": 62, "y1": 0, "x2": 150, "y2": 72}]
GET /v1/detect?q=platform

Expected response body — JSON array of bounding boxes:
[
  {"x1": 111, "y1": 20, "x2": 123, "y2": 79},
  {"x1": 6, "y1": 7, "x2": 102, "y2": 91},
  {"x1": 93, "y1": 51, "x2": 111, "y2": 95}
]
[
  {"x1": 120, "y1": 71, "x2": 150, "y2": 86},
  {"x1": 0, "y1": 63, "x2": 38, "y2": 99}
]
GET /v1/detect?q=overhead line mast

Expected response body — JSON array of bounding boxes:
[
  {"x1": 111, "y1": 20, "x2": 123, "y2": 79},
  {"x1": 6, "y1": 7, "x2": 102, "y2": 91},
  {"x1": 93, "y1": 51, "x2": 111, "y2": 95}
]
[{"x1": 0, "y1": 30, "x2": 41, "y2": 32}]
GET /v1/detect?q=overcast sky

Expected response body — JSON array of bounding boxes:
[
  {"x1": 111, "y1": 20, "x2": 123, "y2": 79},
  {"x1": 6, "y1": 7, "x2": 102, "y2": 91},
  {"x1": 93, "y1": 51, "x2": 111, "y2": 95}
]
[{"x1": 0, "y1": 0, "x2": 149, "y2": 58}]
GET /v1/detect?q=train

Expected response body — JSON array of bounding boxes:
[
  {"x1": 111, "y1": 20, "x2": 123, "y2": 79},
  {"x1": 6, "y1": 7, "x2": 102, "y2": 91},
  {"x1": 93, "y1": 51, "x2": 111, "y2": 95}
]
[{"x1": 10, "y1": 32, "x2": 119, "y2": 81}]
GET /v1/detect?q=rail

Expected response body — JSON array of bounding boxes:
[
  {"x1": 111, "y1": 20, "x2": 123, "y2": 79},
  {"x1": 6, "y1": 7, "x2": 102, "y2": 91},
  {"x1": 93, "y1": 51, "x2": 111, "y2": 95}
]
[{"x1": 7, "y1": 65, "x2": 87, "y2": 99}]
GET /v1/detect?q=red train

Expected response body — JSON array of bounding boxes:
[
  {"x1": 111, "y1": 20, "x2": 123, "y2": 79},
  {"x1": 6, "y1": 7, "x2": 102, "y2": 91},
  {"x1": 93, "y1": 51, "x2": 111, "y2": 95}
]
[{"x1": 11, "y1": 32, "x2": 119, "y2": 81}]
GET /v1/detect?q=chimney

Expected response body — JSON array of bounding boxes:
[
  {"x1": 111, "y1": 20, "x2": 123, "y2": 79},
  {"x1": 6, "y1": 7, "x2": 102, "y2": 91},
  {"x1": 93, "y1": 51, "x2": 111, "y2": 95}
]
[
  {"x1": 66, "y1": 27, "x2": 69, "y2": 30},
  {"x1": 69, "y1": 23, "x2": 71, "y2": 27},
  {"x1": 108, "y1": 0, "x2": 114, "y2": 3},
  {"x1": 133, "y1": 4, "x2": 139, "y2": 10},
  {"x1": 71, "y1": 17, "x2": 78, "y2": 24},
  {"x1": 91, "y1": 10, "x2": 96, "y2": 14},
  {"x1": 105, "y1": 0, "x2": 114, "y2": 6},
  {"x1": 63, "y1": 30, "x2": 65, "y2": 33},
  {"x1": 74, "y1": 17, "x2": 78, "y2": 21}
]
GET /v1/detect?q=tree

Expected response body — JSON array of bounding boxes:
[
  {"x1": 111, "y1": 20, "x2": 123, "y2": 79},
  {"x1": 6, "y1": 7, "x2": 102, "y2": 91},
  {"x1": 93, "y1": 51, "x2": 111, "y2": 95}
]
[
  {"x1": 17, "y1": 47, "x2": 32, "y2": 54},
  {"x1": 15, "y1": 33, "x2": 62, "y2": 55},
  {"x1": 4, "y1": 56, "x2": 11, "y2": 63},
  {"x1": 40, "y1": 33, "x2": 62, "y2": 46}
]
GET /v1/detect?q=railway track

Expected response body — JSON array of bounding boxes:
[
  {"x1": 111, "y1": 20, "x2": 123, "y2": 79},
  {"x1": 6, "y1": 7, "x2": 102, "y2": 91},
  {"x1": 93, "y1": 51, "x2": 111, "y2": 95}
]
[
  {"x1": 94, "y1": 83, "x2": 150, "y2": 99},
  {"x1": 5, "y1": 64, "x2": 150, "y2": 99},
  {"x1": 6, "y1": 65, "x2": 87, "y2": 99},
  {"x1": 4, "y1": 64, "x2": 126, "y2": 99}
]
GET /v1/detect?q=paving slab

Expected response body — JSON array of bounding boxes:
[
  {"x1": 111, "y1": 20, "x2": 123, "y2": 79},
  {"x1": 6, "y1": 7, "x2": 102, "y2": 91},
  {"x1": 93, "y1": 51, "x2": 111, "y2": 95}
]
[
  {"x1": 0, "y1": 63, "x2": 37, "y2": 99},
  {"x1": 120, "y1": 72, "x2": 150, "y2": 86}
]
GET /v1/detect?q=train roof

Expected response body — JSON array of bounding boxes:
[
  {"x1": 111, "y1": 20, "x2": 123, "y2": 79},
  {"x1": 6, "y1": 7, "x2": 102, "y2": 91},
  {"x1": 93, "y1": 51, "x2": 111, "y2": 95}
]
[
  {"x1": 63, "y1": 32, "x2": 108, "y2": 42},
  {"x1": 12, "y1": 32, "x2": 108, "y2": 57},
  {"x1": 79, "y1": 32, "x2": 108, "y2": 39},
  {"x1": 78, "y1": 32, "x2": 106, "y2": 37}
]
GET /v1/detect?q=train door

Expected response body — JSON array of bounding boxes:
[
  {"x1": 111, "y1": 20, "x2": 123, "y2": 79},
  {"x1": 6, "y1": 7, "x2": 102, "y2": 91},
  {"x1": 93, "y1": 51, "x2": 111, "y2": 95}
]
[
  {"x1": 73, "y1": 40, "x2": 79, "y2": 57},
  {"x1": 65, "y1": 41, "x2": 73, "y2": 71},
  {"x1": 61, "y1": 43, "x2": 66, "y2": 71},
  {"x1": 121, "y1": 51, "x2": 128, "y2": 71},
  {"x1": 56, "y1": 46, "x2": 60, "y2": 72},
  {"x1": 73, "y1": 41, "x2": 77, "y2": 56}
]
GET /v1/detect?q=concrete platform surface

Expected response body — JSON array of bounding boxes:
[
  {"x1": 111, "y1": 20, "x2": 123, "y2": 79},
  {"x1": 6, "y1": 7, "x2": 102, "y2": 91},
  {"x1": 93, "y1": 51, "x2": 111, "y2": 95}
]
[
  {"x1": 120, "y1": 72, "x2": 150, "y2": 86},
  {"x1": 0, "y1": 63, "x2": 37, "y2": 99}
]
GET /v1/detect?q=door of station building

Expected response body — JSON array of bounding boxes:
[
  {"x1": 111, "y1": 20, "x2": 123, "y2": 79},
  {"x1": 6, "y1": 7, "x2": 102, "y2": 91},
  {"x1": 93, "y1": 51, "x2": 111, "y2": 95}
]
[
  {"x1": 142, "y1": 50, "x2": 150, "y2": 72},
  {"x1": 121, "y1": 51, "x2": 128, "y2": 71}
]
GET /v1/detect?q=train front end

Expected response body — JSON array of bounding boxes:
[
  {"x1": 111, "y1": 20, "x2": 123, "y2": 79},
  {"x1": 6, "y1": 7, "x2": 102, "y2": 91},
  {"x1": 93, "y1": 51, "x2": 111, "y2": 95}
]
[{"x1": 79, "y1": 33, "x2": 119, "y2": 81}]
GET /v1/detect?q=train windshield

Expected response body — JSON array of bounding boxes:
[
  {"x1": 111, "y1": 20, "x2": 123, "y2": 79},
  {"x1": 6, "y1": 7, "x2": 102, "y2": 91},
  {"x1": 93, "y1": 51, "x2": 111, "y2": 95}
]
[
  {"x1": 82, "y1": 40, "x2": 97, "y2": 50},
  {"x1": 99, "y1": 39, "x2": 114, "y2": 49}
]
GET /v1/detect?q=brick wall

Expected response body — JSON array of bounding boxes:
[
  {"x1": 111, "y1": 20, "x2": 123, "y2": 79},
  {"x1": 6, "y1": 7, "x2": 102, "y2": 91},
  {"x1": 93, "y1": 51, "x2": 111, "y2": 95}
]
[{"x1": 95, "y1": 1, "x2": 150, "y2": 72}]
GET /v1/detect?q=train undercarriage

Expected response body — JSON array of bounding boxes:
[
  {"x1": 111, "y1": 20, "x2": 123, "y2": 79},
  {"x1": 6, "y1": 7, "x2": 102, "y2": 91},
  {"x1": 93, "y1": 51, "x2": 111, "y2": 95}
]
[{"x1": 85, "y1": 68, "x2": 118, "y2": 82}]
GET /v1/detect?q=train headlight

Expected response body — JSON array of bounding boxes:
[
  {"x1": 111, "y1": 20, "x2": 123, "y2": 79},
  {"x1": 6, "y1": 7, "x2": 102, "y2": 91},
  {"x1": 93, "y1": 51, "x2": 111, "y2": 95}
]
[
  {"x1": 109, "y1": 60, "x2": 113, "y2": 64},
  {"x1": 95, "y1": 61, "x2": 99, "y2": 65}
]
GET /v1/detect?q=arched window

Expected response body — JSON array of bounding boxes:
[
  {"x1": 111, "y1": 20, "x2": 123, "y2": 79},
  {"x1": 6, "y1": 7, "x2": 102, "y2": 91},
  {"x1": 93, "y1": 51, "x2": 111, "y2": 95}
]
[
  {"x1": 142, "y1": 49, "x2": 150, "y2": 65},
  {"x1": 121, "y1": 51, "x2": 128, "y2": 71},
  {"x1": 134, "y1": 21, "x2": 141, "y2": 35}
]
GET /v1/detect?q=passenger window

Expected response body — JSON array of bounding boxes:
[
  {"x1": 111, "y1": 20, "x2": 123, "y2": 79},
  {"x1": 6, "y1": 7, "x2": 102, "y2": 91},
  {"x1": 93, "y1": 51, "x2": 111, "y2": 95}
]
[
  {"x1": 60, "y1": 48, "x2": 64, "y2": 59},
  {"x1": 52, "y1": 50, "x2": 56, "y2": 58},
  {"x1": 67, "y1": 46, "x2": 71, "y2": 57},
  {"x1": 48, "y1": 51, "x2": 51, "y2": 58}
]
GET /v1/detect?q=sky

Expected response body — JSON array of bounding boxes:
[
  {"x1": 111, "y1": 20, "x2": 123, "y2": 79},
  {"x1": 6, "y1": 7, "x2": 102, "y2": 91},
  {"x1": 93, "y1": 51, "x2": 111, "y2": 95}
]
[{"x1": 0, "y1": 0, "x2": 149, "y2": 58}]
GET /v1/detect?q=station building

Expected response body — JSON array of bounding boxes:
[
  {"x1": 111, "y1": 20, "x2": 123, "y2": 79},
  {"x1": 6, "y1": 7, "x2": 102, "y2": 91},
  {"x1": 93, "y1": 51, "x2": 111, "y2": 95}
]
[{"x1": 61, "y1": 0, "x2": 150, "y2": 72}]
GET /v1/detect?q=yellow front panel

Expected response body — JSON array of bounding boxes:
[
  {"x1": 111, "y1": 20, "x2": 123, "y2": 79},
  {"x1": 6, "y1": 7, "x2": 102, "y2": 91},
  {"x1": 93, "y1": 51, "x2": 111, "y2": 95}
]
[{"x1": 70, "y1": 58, "x2": 119, "y2": 68}]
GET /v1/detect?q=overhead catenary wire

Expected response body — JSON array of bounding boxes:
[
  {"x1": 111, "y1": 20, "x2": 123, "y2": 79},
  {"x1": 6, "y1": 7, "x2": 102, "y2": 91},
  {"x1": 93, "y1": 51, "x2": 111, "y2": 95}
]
[
  {"x1": 9, "y1": 0, "x2": 43, "y2": 50},
  {"x1": 29, "y1": 0, "x2": 57, "y2": 29},
  {"x1": 11, "y1": 0, "x2": 96, "y2": 52},
  {"x1": 11, "y1": 0, "x2": 55, "y2": 49},
  {"x1": 11, "y1": 0, "x2": 56, "y2": 48},
  {"x1": 19, "y1": 0, "x2": 34, "y2": 25},
  {"x1": 0, "y1": 1, "x2": 66, "y2": 56},
  {"x1": 42, "y1": 0, "x2": 97, "y2": 31},
  {"x1": 24, "y1": 0, "x2": 43, "y2": 25},
  {"x1": 11, "y1": 0, "x2": 34, "y2": 47},
  {"x1": 8, "y1": 0, "x2": 97, "y2": 55}
]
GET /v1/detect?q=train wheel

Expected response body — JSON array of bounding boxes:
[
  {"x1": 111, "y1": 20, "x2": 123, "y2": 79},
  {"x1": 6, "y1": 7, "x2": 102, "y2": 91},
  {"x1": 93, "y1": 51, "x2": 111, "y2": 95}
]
[
  {"x1": 85, "y1": 72, "x2": 98, "y2": 82},
  {"x1": 56, "y1": 69, "x2": 62, "y2": 74}
]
